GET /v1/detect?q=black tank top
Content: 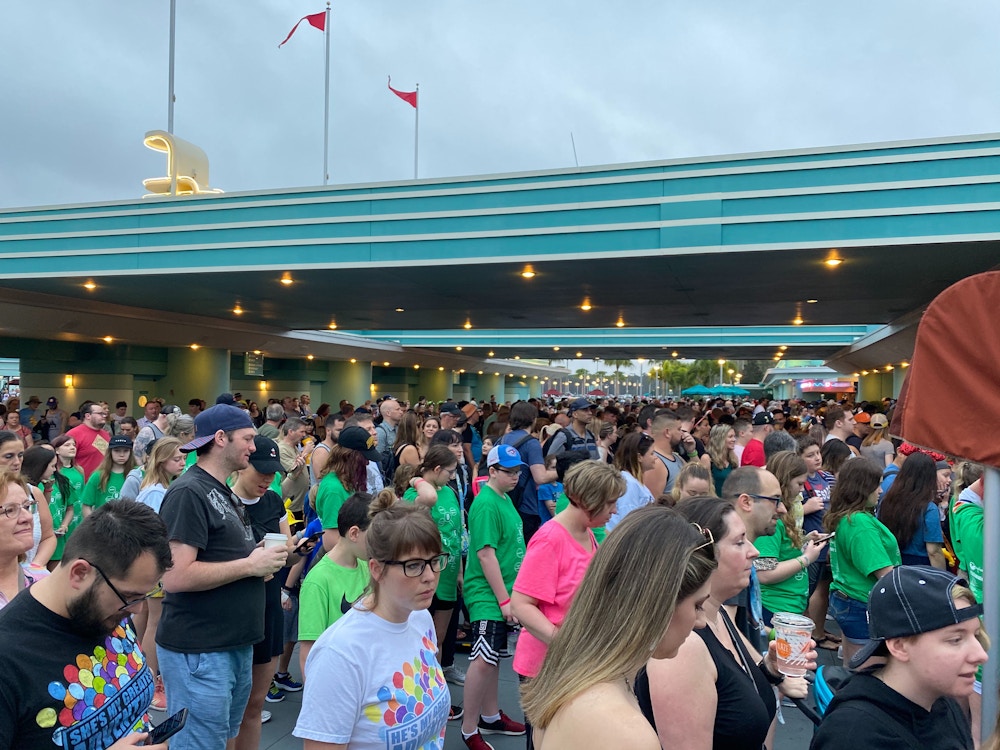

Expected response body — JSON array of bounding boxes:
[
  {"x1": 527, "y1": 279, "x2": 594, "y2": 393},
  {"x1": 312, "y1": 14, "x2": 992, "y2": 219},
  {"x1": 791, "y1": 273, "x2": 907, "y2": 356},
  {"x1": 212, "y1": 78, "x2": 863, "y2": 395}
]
[{"x1": 633, "y1": 610, "x2": 775, "y2": 750}]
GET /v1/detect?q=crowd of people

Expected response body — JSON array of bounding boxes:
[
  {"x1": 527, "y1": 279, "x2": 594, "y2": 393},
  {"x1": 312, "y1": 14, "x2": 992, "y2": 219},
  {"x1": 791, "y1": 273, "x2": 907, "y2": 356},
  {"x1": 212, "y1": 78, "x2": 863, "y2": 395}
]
[{"x1": 0, "y1": 386, "x2": 994, "y2": 750}]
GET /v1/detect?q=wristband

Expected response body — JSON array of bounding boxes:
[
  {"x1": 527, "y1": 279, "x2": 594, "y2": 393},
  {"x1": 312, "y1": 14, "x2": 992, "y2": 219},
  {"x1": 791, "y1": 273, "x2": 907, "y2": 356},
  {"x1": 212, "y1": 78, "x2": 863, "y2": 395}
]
[
  {"x1": 412, "y1": 477, "x2": 427, "y2": 485},
  {"x1": 498, "y1": 598, "x2": 510, "y2": 608},
  {"x1": 757, "y1": 659, "x2": 785, "y2": 685},
  {"x1": 797, "y1": 556, "x2": 807, "y2": 571},
  {"x1": 687, "y1": 452, "x2": 698, "y2": 459}
]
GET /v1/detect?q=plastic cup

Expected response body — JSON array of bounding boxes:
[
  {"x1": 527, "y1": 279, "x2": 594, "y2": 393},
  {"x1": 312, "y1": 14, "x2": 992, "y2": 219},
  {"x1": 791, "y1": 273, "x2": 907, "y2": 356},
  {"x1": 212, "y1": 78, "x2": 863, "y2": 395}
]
[
  {"x1": 772, "y1": 612, "x2": 814, "y2": 677},
  {"x1": 262, "y1": 533, "x2": 287, "y2": 550}
]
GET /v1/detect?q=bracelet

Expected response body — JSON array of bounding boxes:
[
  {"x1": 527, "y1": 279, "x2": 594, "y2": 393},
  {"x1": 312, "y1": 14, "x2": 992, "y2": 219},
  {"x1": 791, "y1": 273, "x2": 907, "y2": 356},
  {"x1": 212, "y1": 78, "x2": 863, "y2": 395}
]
[
  {"x1": 687, "y1": 452, "x2": 698, "y2": 459},
  {"x1": 412, "y1": 478, "x2": 427, "y2": 485},
  {"x1": 498, "y1": 598, "x2": 510, "y2": 608},
  {"x1": 757, "y1": 659, "x2": 785, "y2": 685},
  {"x1": 797, "y1": 556, "x2": 808, "y2": 571}
]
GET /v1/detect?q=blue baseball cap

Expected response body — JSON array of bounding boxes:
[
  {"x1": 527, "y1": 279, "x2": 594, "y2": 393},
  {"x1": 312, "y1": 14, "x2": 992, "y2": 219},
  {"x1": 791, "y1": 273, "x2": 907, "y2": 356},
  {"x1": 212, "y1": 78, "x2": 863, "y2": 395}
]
[
  {"x1": 488, "y1": 444, "x2": 527, "y2": 469},
  {"x1": 181, "y1": 404, "x2": 255, "y2": 452}
]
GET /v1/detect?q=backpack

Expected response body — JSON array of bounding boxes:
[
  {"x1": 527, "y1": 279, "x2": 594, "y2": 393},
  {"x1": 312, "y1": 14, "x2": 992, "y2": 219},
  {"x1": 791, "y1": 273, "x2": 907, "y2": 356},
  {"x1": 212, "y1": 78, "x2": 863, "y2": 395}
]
[
  {"x1": 500, "y1": 433, "x2": 534, "y2": 507},
  {"x1": 541, "y1": 427, "x2": 590, "y2": 458},
  {"x1": 376, "y1": 423, "x2": 396, "y2": 482}
]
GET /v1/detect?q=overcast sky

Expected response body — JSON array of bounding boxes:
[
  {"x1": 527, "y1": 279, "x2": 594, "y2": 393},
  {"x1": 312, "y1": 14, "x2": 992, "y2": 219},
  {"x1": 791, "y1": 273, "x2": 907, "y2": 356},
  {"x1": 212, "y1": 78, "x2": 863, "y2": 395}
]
[{"x1": 2, "y1": 2, "x2": 998, "y2": 209}]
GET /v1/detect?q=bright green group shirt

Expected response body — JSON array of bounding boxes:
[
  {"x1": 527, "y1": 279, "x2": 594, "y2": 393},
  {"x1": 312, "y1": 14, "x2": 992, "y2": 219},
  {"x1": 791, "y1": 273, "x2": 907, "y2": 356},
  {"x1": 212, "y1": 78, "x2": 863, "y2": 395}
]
[
  {"x1": 756, "y1": 519, "x2": 808, "y2": 615},
  {"x1": 80, "y1": 471, "x2": 126, "y2": 510},
  {"x1": 829, "y1": 511, "x2": 901, "y2": 603},
  {"x1": 297, "y1": 555, "x2": 370, "y2": 641},
  {"x1": 315, "y1": 473, "x2": 350, "y2": 530},
  {"x1": 463, "y1": 483, "x2": 526, "y2": 623},
  {"x1": 554, "y1": 491, "x2": 606, "y2": 544},
  {"x1": 950, "y1": 500, "x2": 983, "y2": 603},
  {"x1": 403, "y1": 485, "x2": 464, "y2": 600},
  {"x1": 61, "y1": 466, "x2": 85, "y2": 534}
]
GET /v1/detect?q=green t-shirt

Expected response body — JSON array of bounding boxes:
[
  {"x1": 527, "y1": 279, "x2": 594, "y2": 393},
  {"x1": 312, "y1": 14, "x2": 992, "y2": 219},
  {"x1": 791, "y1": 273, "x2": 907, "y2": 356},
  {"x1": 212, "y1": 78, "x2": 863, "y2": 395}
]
[
  {"x1": 184, "y1": 451, "x2": 198, "y2": 471},
  {"x1": 403, "y1": 485, "x2": 464, "y2": 600},
  {"x1": 60, "y1": 466, "x2": 86, "y2": 535},
  {"x1": 297, "y1": 555, "x2": 370, "y2": 641},
  {"x1": 80, "y1": 471, "x2": 126, "y2": 509},
  {"x1": 950, "y1": 500, "x2": 983, "y2": 603},
  {"x1": 46, "y1": 479, "x2": 79, "y2": 562},
  {"x1": 756, "y1": 520, "x2": 808, "y2": 615},
  {"x1": 554, "y1": 491, "x2": 607, "y2": 544},
  {"x1": 315, "y1": 473, "x2": 350, "y2": 530},
  {"x1": 829, "y1": 511, "x2": 901, "y2": 603},
  {"x1": 463, "y1": 483, "x2": 526, "y2": 623}
]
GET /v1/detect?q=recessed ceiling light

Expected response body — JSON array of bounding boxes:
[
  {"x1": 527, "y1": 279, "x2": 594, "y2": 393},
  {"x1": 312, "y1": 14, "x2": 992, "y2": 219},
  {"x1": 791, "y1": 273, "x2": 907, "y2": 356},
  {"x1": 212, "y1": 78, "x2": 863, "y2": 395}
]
[
  {"x1": 280, "y1": 273, "x2": 294, "y2": 285},
  {"x1": 576, "y1": 352, "x2": 583, "y2": 357},
  {"x1": 488, "y1": 350, "x2": 495, "y2": 357},
  {"x1": 464, "y1": 320, "x2": 472, "y2": 329},
  {"x1": 253, "y1": 350, "x2": 261, "y2": 355},
  {"x1": 616, "y1": 317, "x2": 625, "y2": 328},
  {"x1": 350, "y1": 358, "x2": 357, "y2": 364},
  {"x1": 779, "y1": 345, "x2": 787, "y2": 351},
  {"x1": 383, "y1": 361, "x2": 391, "y2": 366},
  {"x1": 792, "y1": 316, "x2": 804, "y2": 326},
  {"x1": 900, "y1": 361, "x2": 910, "y2": 368},
  {"x1": 824, "y1": 257, "x2": 843, "y2": 268},
  {"x1": 553, "y1": 346, "x2": 560, "y2": 352},
  {"x1": 395, "y1": 307, "x2": 405, "y2": 313},
  {"x1": 478, "y1": 370, "x2": 484, "y2": 375},
  {"x1": 102, "y1": 336, "x2": 113, "y2": 344},
  {"x1": 328, "y1": 321, "x2": 337, "y2": 330},
  {"x1": 513, "y1": 355, "x2": 520, "y2": 360},
  {"x1": 671, "y1": 351, "x2": 678, "y2": 358},
  {"x1": 307, "y1": 354, "x2": 314, "y2": 360},
  {"x1": 580, "y1": 297, "x2": 592, "y2": 312},
  {"x1": 232, "y1": 304, "x2": 244, "y2": 315},
  {"x1": 521, "y1": 265, "x2": 535, "y2": 279},
  {"x1": 438, "y1": 366, "x2": 445, "y2": 371},
  {"x1": 83, "y1": 280, "x2": 97, "y2": 290},
  {"x1": 455, "y1": 346, "x2": 463, "y2": 351},
  {"x1": 459, "y1": 369, "x2": 465, "y2": 373},
  {"x1": 413, "y1": 364, "x2": 420, "y2": 369},
  {"x1": 807, "y1": 299, "x2": 818, "y2": 304},
  {"x1": 190, "y1": 344, "x2": 200, "y2": 350},
  {"x1": 494, "y1": 372, "x2": 500, "y2": 376}
]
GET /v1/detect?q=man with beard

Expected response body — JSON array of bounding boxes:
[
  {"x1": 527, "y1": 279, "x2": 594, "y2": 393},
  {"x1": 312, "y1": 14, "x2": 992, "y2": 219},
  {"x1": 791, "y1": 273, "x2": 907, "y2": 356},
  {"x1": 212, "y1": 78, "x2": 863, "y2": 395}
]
[
  {"x1": 0, "y1": 500, "x2": 173, "y2": 750},
  {"x1": 155, "y1": 405, "x2": 288, "y2": 750}
]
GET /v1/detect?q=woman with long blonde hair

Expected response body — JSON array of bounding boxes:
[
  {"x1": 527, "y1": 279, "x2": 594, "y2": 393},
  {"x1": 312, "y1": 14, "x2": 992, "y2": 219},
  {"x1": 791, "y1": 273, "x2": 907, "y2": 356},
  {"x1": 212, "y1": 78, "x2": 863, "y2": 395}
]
[
  {"x1": 707, "y1": 423, "x2": 739, "y2": 495},
  {"x1": 520, "y1": 505, "x2": 716, "y2": 750}
]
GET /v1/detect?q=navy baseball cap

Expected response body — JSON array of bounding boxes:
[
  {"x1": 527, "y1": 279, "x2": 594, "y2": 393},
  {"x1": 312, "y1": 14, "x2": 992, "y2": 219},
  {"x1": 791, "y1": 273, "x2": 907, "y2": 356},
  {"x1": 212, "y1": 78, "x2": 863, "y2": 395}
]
[{"x1": 181, "y1": 404, "x2": 255, "y2": 452}]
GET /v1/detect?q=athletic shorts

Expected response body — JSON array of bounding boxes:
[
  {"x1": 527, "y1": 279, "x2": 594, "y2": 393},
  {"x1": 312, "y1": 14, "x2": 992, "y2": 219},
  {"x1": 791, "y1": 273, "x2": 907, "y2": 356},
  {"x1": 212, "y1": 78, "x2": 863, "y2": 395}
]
[
  {"x1": 469, "y1": 619, "x2": 508, "y2": 666},
  {"x1": 430, "y1": 594, "x2": 457, "y2": 612}
]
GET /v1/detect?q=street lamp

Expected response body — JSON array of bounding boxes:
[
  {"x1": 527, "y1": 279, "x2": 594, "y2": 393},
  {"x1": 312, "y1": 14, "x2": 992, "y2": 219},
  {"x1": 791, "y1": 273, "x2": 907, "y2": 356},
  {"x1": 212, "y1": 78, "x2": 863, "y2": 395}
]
[
  {"x1": 717, "y1": 359, "x2": 726, "y2": 386},
  {"x1": 637, "y1": 358, "x2": 647, "y2": 397},
  {"x1": 728, "y1": 368, "x2": 735, "y2": 384}
]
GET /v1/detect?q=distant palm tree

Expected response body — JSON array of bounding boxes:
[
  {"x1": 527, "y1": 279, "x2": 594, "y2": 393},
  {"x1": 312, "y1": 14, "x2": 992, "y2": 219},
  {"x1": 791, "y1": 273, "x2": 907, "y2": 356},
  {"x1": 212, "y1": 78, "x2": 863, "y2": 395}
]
[{"x1": 602, "y1": 359, "x2": 633, "y2": 397}]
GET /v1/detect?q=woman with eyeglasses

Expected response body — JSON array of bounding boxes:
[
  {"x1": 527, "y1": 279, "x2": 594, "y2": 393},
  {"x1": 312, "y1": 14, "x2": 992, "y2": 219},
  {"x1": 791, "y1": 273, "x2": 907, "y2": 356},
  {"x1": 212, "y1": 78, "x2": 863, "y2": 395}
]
[
  {"x1": 826, "y1": 457, "x2": 901, "y2": 668},
  {"x1": 294, "y1": 493, "x2": 451, "y2": 750},
  {"x1": 520, "y1": 505, "x2": 715, "y2": 750},
  {"x1": 0, "y1": 431, "x2": 55, "y2": 569},
  {"x1": 640, "y1": 495, "x2": 814, "y2": 750},
  {"x1": 400, "y1": 444, "x2": 464, "y2": 665},
  {"x1": 0, "y1": 470, "x2": 46, "y2": 611}
]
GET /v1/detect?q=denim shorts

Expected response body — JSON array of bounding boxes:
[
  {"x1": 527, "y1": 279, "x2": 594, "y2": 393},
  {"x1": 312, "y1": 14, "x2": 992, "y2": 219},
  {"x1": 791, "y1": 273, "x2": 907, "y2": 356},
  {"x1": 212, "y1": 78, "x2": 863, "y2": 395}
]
[
  {"x1": 829, "y1": 590, "x2": 870, "y2": 644},
  {"x1": 156, "y1": 646, "x2": 252, "y2": 750}
]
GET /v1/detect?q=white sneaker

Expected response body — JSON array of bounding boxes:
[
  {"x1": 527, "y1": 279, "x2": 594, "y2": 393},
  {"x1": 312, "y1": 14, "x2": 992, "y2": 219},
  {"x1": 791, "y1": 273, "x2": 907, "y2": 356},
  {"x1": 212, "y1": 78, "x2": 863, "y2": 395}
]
[
  {"x1": 444, "y1": 664, "x2": 466, "y2": 685},
  {"x1": 261, "y1": 710, "x2": 272, "y2": 724}
]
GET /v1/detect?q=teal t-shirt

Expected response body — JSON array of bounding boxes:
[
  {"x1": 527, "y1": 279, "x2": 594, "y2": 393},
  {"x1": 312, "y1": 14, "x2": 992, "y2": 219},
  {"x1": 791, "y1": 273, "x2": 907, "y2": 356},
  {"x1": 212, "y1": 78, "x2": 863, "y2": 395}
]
[
  {"x1": 80, "y1": 471, "x2": 126, "y2": 510},
  {"x1": 756, "y1": 520, "x2": 808, "y2": 615},
  {"x1": 829, "y1": 511, "x2": 901, "y2": 603},
  {"x1": 463, "y1": 483, "x2": 526, "y2": 622},
  {"x1": 403, "y1": 484, "x2": 463, "y2": 600}
]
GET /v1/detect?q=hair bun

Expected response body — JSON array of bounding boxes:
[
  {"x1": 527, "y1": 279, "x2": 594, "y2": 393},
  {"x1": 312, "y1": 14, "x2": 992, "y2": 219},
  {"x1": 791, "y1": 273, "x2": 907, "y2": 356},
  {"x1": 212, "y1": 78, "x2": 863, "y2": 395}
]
[{"x1": 369, "y1": 488, "x2": 399, "y2": 518}]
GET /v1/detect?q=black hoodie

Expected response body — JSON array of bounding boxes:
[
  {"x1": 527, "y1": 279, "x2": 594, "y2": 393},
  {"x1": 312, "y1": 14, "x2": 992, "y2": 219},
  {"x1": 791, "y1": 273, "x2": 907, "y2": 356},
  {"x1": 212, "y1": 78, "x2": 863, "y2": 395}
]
[{"x1": 810, "y1": 672, "x2": 973, "y2": 749}]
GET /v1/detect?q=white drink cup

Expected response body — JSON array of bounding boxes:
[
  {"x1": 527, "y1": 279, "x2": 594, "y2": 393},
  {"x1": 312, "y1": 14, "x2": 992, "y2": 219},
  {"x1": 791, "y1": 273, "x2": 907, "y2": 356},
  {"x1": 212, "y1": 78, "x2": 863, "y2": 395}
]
[
  {"x1": 262, "y1": 533, "x2": 287, "y2": 550},
  {"x1": 772, "y1": 612, "x2": 814, "y2": 677}
]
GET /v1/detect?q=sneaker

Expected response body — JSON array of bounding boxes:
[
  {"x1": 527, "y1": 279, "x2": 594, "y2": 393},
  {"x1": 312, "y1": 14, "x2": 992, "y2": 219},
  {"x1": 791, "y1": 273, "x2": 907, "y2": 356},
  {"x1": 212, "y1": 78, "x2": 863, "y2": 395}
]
[
  {"x1": 478, "y1": 710, "x2": 526, "y2": 736},
  {"x1": 150, "y1": 675, "x2": 167, "y2": 712},
  {"x1": 449, "y1": 705, "x2": 464, "y2": 721},
  {"x1": 443, "y1": 664, "x2": 466, "y2": 686},
  {"x1": 265, "y1": 683, "x2": 286, "y2": 703},
  {"x1": 462, "y1": 731, "x2": 495, "y2": 750},
  {"x1": 273, "y1": 671, "x2": 303, "y2": 692},
  {"x1": 261, "y1": 709, "x2": 272, "y2": 724}
]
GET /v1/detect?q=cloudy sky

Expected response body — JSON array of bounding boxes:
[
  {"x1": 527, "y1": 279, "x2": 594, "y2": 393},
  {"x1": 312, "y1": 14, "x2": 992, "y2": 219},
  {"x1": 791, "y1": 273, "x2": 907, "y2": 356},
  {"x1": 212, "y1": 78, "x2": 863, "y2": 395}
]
[{"x1": 2, "y1": 1, "x2": 998, "y2": 209}]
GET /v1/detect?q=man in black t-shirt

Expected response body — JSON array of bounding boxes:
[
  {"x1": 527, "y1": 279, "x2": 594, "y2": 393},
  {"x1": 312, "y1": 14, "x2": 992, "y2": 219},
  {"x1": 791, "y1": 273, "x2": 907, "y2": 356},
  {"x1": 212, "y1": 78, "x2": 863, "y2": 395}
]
[
  {"x1": 0, "y1": 500, "x2": 172, "y2": 750},
  {"x1": 156, "y1": 405, "x2": 287, "y2": 750}
]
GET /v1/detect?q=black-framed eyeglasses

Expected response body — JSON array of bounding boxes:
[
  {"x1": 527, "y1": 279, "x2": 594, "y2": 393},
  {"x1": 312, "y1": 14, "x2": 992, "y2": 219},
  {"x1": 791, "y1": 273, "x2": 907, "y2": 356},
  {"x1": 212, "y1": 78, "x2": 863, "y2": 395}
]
[
  {"x1": 748, "y1": 493, "x2": 783, "y2": 509},
  {"x1": 383, "y1": 553, "x2": 451, "y2": 578},
  {"x1": 0, "y1": 499, "x2": 36, "y2": 519},
  {"x1": 495, "y1": 466, "x2": 521, "y2": 477},
  {"x1": 86, "y1": 560, "x2": 163, "y2": 611}
]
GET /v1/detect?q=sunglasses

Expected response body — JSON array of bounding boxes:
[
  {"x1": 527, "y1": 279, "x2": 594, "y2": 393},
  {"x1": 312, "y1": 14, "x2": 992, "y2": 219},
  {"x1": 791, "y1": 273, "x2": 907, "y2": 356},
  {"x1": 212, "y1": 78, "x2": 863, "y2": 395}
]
[{"x1": 691, "y1": 523, "x2": 716, "y2": 553}]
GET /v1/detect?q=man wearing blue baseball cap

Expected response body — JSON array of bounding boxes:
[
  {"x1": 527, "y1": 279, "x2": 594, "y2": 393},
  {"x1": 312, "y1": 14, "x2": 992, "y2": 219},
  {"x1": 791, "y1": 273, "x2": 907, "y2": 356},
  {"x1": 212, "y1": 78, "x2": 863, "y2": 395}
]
[
  {"x1": 460, "y1": 444, "x2": 529, "y2": 749},
  {"x1": 156, "y1": 405, "x2": 289, "y2": 750}
]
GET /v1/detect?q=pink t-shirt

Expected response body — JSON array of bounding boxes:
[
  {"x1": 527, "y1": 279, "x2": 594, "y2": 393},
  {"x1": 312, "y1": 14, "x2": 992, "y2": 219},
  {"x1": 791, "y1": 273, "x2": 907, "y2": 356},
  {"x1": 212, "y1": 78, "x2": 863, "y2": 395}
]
[{"x1": 512, "y1": 520, "x2": 596, "y2": 678}]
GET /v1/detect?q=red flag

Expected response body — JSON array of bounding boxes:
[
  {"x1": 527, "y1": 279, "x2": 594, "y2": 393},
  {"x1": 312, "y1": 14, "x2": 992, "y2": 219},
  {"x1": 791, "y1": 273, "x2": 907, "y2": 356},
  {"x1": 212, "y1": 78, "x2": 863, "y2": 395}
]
[
  {"x1": 278, "y1": 11, "x2": 326, "y2": 48},
  {"x1": 387, "y1": 76, "x2": 418, "y2": 108}
]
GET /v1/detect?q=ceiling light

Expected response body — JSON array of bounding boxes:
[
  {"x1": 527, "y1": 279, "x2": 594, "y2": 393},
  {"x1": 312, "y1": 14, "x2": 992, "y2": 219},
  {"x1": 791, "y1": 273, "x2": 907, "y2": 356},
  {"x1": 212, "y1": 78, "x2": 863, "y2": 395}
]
[
  {"x1": 553, "y1": 346, "x2": 560, "y2": 352},
  {"x1": 824, "y1": 258, "x2": 843, "y2": 268},
  {"x1": 615, "y1": 317, "x2": 625, "y2": 328},
  {"x1": 253, "y1": 350, "x2": 261, "y2": 355},
  {"x1": 852, "y1": 373, "x2": 860, "y2": 377},
  {"x1": 350, "y1": 358, "x2": 357, "y2": 364},
  {"x1": 792, "y1": 316, "x2": 804, "y2": 326},
  {"x1": 862, "y1": 370, "x2": 869, "y2": 376},
  {"x1": 232, "y1": 304, "x2": 244, "y2": 315},
  {"x1": 478, "y1": 370, "x2": 483, "y2": 375},
  {"x1": 83, "y1": 280, "x2": 97, "y2": 290},
  {"x1": 494, "y1": 372, "x2": 500, "y2": 376},
  {"x1": 513, "y1": 355, "x2": 520, "y2": 360},
  {"x1": 455, "y1": 346, "x2": 463, "y2": 351},
  {"x1": 900, "y1": 361, "x2": 910, "y2": 368},
  {"x1": 395, "y1": 307, "x2": 405, "y2": 313},
  {"x1": 576, "y1": 352, "x2": 583, "y2": 358},
  {"x1": 671, "y1": 351, "x2": 678, "y2": 358},
  {"x1": 438, "y1": 366, "x2": 445, "y2": 371},
  {"x1": 102, "y1": 336, "x2": 113, "y2": 344},
  {"x1": 414, "y1": 364, "x2": 420, "y2": 369},
  {"x1": 488, "y1": 350, "x2": 495, "y2": 357},
  {"x1": 580, "y1": 297, "x2": 592, "y2": 312},
  {"x1": 306, "y1": 354, "x2": 314, "y2": 360},
  {"x1": 773, "y1": 356, "x2": 780, "y2": 361},
  {"x1": 383, "y1": 361, "x2": 391, "y2": 366},
  {"x1": 464, "y1": 319, "x2": 472, "y2": 329},
  {"x1": 459, "y1": 369, "x2": 466, "y2": 373},
  {"x1": 884, "y1": 364, "x2": 893, "y2": 371},
  {"x1": 521, "y1": 265, "x2": 535, "y2": 279},
  {"x1": 190, "y1": 344, "x2": 200, "y2": 350},
  {"x1": 717, "y1": 358, "x2": 725, "y2": 365},
  {"x1": 280, "y1": 273, "x2": 293, "y2": 285},
  {"x1": 807, "y1": 299, "x2": 818, "y2": 304},
  {"x1": 779, "y1": 345, "x2": 787, "y2": 351},
  {"x1": 328, "y1": 321, "x2": 337, "y2": 330}
]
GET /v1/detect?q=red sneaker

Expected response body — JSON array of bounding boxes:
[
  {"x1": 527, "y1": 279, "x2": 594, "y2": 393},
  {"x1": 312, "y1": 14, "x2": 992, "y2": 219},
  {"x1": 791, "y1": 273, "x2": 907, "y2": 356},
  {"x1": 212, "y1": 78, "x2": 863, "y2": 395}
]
[
  {"x1": 478, "y1": 710, "x2": 526, "y2": 736},
  {"x1": 462, "y1": 732, "x2": 495, "y2": 750},
  {"x1": 150, "y1": 675, "x2": 167, "y2": 712}
]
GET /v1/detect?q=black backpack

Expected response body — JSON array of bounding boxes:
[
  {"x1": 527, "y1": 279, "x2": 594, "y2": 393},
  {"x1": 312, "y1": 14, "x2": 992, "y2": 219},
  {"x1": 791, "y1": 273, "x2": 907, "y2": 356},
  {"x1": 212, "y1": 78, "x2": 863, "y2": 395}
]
[
  {"x1": 376, "y1": 424, "x2": 396, "y2": 482},
  {"x1": 541, "y1": 427, "x2": 590, "y2": 458},
  {"x1": 500, "y1": 433, "x2": 534, "y2": 507}
]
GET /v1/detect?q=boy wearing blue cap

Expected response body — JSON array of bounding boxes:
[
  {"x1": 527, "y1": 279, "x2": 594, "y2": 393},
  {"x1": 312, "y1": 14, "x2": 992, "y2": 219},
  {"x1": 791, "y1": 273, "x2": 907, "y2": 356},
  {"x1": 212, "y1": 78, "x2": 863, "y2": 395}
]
[{"x1": 460, "y1": 444, "x2": 529, "y2": 750}]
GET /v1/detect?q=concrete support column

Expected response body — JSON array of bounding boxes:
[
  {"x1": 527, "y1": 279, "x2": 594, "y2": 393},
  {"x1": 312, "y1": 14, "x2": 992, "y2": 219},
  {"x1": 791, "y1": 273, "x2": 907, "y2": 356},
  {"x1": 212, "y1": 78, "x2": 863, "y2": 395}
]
[
  {"x1": 160, "y1": 347, "x2": 230, "y2": 406},
  {"x1": 892, "y1": 367, "x2": 908, "y2": 398},
  {"x1": 322, "y1": 360, "x2": 373, "y2": 408},
  {"x1": 473, "y1": 373, "x2": 504, "y2": 403},
  {"x1": 417, "y1": 368, "x2": 453, "y2": 403},
  {"x1": 505, "y1": 376, "x2": 528, "y2": 403}
]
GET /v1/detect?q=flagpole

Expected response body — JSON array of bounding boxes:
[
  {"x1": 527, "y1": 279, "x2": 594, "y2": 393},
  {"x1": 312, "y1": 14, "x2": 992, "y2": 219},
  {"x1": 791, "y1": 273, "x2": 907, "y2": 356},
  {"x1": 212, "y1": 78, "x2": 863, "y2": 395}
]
[
  {"x1": 322, "y1": 2, "x2": 331, "y2": 185},
  {"x1": 413, "y1": 83, "x2": 419, "y2": 180},
  {"x1": 168, "y1": 0, "x2": 176, "y2": 133}
]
